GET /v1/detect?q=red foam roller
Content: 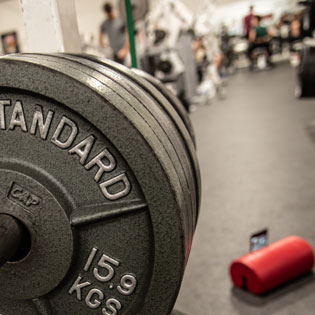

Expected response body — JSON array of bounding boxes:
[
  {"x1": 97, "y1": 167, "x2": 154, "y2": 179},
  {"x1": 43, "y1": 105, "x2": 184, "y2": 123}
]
[{"x1": 230, "y1": 236, "x2": 314, "y2": 295}]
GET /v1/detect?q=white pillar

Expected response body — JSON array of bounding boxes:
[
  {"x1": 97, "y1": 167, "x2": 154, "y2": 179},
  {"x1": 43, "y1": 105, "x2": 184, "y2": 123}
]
[{"x1": 19, "y1": 0, "x2": 81, "y2": 53}]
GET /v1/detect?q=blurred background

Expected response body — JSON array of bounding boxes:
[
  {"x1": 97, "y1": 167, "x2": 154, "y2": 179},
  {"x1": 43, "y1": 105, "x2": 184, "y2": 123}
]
[{"x1": 2, "y1": 0, "x2": 314, "y2": 109}]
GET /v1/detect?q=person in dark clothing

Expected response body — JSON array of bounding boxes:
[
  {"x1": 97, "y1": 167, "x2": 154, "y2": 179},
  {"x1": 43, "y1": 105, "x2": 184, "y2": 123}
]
[
  {"x1": 248, "y1": 15, "x2": 274, "y2": 68},
  {"x1": 289, "y1": 13, "x2": 303, "y2": 49},
  {"x1": 310, "y1": 0, "x2": 315, "y2": 32},
  {"x1": 99, "y1": 2, "x2": 129, "y2": 63},
  {"x1": 244, "y1": 5, "x2": 254, "y2": 38},
  {"x1": 276, "y1": 13, "x2": 291, "y2": 52}
]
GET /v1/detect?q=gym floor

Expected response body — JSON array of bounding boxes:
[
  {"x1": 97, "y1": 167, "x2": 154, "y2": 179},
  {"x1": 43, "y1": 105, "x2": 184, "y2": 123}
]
[{"x1": 175, "y1": 64, "x2": 315, "y2": 315}]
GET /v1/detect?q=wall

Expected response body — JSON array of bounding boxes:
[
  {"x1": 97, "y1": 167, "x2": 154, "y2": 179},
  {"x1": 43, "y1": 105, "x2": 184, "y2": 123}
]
[
  {"x1": 0, "y1": 0, "x2": 117, "y2": 53},
  {"x1": 169, "y1": 0, "x2": 298, "y2": 16},
  {"x1": 0, "y1": 0, "x2": 302, "y2": 53},
  {"x1": 211, "y1": 0, "x2": 299, "y2": 34},
  {"x1": 74, "y1": 0, "x2": 118, "y2": 45},
  {"x1": 0, "y1": 0, "x2": 25, "y2": 53}
]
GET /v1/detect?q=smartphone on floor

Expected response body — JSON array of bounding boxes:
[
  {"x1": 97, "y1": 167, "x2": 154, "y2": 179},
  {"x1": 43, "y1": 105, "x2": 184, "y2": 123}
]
[{"x1": 250, "y1": 229, "x2": 268, "y2": 252}]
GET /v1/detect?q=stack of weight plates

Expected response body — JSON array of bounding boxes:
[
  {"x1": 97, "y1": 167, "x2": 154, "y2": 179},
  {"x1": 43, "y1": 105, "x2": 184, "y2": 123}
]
[
  {"x1": 296, "y1": 46, "x2": 315, "y2": 98},
  {"x1": 0, "y1": 53, "x2": 200, "y2": 315}
]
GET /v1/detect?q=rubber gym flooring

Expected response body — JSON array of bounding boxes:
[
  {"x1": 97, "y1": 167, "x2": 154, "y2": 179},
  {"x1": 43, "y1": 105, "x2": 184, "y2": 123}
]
[{"x1": 174, "y1": 63, "x2": 315, "y2": 315}]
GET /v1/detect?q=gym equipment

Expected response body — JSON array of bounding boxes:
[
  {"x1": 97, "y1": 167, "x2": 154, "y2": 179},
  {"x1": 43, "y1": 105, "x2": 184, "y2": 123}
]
[
  {"x1": 124, "y1": 0, "x2": 138, "y2": 68},
  {"x1": 131, "y1": 68, "x2": 196, "y2": 145},
  {"x1": 67, "y1": 53, "x2": 201, "y2": 210},
  {"x1": 0, "y1": 53, "x2": 200, "y2": 315},
  {"x1": 63, "y1": 53, "x2": 200, "y2": 212},
  {"x1": 230, "y1": 236, "x2": 314, "y2": 295},
  {"x1": 296, "y1": 46, "x2": 315, "y2": 97},
  {"x1": 144, "y1": 1, "x2": 197, "y2": 109}
]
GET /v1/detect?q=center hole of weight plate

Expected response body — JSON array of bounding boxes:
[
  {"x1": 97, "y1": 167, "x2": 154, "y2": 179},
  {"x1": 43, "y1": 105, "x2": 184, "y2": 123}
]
[{"x1": 8, "y1": 220, "x2": 32, "y2": 263}]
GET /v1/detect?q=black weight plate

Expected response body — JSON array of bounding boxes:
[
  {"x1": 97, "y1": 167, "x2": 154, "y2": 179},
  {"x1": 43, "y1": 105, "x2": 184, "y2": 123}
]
[
  {"x1": 132, "y1": 68, "x2": 196, "y2": 145},
  {"x1": 51, "y1": 53, "x2": 197, "y2": 232},
  {"x1": 75, "y1": 54, "x2": 200, "y2": 200},
  {"x1": 7, "y1": 52, "x2": 193, "y2": 312},
  {"x1": 17, "y1": 53, "x2": 194, "y2": 244},
  {"x1": 0, "y1": 55, "x2": 189, "y2": 315},
  {"x1": 0, "y1": 54, "x2": 186, "y2": 315},
  {"x1": 69, "y1": 54, "x2": 201, "y2": 218},
  {"x1": 297, "y1": 46, "x2": 315, "y2": 97}
]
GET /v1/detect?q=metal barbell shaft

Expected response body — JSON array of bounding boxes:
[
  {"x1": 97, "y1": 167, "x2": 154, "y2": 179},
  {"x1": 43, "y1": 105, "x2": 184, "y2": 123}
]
[{"x1": 0, "y1": 214, "x2": 23, "y2": 267}]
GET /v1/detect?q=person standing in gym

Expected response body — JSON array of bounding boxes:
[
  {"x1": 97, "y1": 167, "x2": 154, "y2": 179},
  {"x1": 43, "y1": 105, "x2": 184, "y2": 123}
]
[
  {"x1": 244, "y1": 5, "x2": 254, "y2": 38},
  {"x1": 99, "y1": 2, "x2": 129, "y2": 64},
  {"x1": 248, "y1": 15, "x2": 274, "y2": 69}
]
